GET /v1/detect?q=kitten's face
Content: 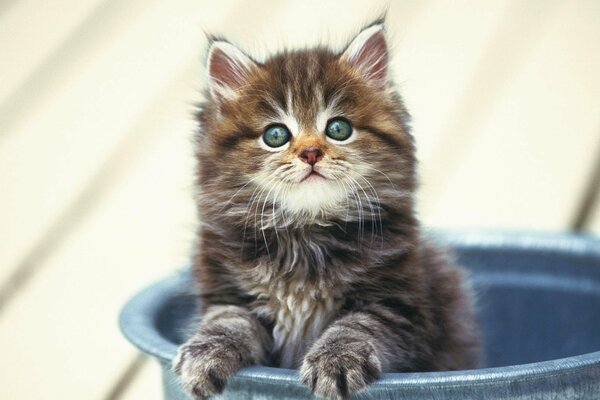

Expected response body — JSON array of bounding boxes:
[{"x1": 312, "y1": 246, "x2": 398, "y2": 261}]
[{"x1": 198, "y1": 25, "x2": 415, "y2": 227}]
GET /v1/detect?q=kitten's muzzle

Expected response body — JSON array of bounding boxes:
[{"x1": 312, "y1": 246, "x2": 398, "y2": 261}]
[{"x1": 299, "y1": 147, "x2": 323, "y2": 166}]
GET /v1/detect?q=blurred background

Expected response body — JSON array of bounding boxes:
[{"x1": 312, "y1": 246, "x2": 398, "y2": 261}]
[{"x1": 1, "y1": 0, "x2": 599, "y2": 398}]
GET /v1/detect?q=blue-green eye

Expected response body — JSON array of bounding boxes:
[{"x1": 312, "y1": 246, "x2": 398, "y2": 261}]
[
  {"x1": 325, "y1": 118, "x2": 353, "y2": 141},
  {"x1": 263, "y1": 125, "x2": 291, "y2": 148}
]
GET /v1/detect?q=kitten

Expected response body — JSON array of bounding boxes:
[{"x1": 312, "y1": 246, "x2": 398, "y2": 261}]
[{"x1": 173, "y1": 22, "x2": 481, "y2": 400}]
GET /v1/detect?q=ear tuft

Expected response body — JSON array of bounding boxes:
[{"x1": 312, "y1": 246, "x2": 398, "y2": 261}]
[
  {"x1": 342, "y1": 24, "x2": 388, "y2": 87},
  {"x1": 207, "y1": 41, "x2": 256, "y2": 102}
]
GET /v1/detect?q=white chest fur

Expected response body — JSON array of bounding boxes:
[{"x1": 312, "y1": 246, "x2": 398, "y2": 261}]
[{"x1": 250, "y1": 279, "x2": 341, "y2": 368}]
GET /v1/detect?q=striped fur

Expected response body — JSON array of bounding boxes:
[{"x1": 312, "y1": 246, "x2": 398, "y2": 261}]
[{"x1": 174, "y1": 23, "x2": 481, "y2": 400}]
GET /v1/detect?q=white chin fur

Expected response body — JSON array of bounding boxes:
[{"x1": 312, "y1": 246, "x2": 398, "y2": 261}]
[{"x1": 282, "y1": 178, "x2": 347, "y2": 220}]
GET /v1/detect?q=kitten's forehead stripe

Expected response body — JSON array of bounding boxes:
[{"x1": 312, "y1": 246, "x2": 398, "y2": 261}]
[
  {"x1": 316, "y1": 103, "x2": 330, "y2": 133},
  {"x1": 283, "y1": 115, "x2": 300, "y2": 137},
  {"x1": 254, "y1": 50, "x2": 374, "y2": 137},
  {"x1": 286, "y1": 88, "x2": 293, "y2": 115}
]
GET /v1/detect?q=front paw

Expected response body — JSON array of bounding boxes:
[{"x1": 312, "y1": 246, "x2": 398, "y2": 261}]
[
  {"x1": 300, "y1": 339, "x2": 382, "y2": 400},
  {"x1": 173, "y1": 335, "x2": 243, "y2": 399}
]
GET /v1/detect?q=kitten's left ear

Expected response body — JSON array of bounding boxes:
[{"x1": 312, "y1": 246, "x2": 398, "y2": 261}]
[
  {"x1": 341, "y1": 24, "x2": 388, "y2": 87},
  {"x1": 206, "y1": 40, "x2": 257, "y2": 102}
]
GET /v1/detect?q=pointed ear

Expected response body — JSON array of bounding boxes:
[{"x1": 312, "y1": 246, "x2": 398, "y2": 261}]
[
  {"x1": 341, "y1": 24, "x2": 388, "y2": 87},
  {"x1": 206, "y1": 41, "x2": 257, "y2": 102}
]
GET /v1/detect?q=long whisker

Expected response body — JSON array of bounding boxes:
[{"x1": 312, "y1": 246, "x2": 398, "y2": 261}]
[
  {"x1": 333, "y1": 174, "x2": 351, "y2": 233},
  {"x1": 279, "y1": 183, "x2": 291, "y2": 233},
  {"x1": 219, "y1": 176, "x2": 258, "y2": 213},
  {"x1": 254, "y1": 177, "x2": 278, "y2": 259},
  {"x1": 345, "y1": 173, "x2": 377, "y2": 243},
  {"x1": 358, "y1": 164, "x2": 396, "y2": 189},
  {"x1": 354, "y1": 171, "x2": 384, "y2": 246},
  {"x1": 339, "y1": 171, "x2": 365, "y2": 244},
  {"x1": 240, "y1": 183, "x2": 264, "y2": 260},
  {"x1": 260, "y1": 181, "x2": 281, "y2": 247},
  {"x1": 242, "y1": 176, "x2": 275, "y2": 258}
]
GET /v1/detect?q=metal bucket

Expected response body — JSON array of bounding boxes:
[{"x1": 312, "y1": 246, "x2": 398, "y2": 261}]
[{"x1": 120, "y1": 231, "x2": 600, "y2": 399}]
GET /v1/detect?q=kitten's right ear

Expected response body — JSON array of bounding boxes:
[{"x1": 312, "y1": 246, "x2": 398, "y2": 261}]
[
  {"x1": 206, "y1": 40, "x2": 257, "y2": 102},
  {"x1": 341, "y1": 23, "x2": 388, "y2": 88}
]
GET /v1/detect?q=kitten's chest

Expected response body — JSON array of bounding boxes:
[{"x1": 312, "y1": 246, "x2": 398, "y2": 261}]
[
  {"x1": 239, "y1": 231, "x2": 351, "y2": 368},
  {"x1": 248, "y1": 278, "x2": 343, "y2": 368}
]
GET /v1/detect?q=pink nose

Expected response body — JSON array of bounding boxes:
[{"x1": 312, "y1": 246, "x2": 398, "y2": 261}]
[{"x1": 299, "y1": 147, "x2": 323, "y2": 166}]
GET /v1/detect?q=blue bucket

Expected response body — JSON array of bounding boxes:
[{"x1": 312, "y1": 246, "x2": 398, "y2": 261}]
[{"x1": 120, "y1": 231, "x2": 600, "y2": 399}]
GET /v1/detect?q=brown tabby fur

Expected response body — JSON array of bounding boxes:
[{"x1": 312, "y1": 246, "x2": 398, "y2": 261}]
[{"x1": 174, "y1": 23, "x2": 481, "y2": 400}]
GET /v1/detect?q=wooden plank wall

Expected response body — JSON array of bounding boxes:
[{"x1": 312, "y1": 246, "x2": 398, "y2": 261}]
[{"x1": 1, "y1": 1, "x2": 599, "y2": 399}]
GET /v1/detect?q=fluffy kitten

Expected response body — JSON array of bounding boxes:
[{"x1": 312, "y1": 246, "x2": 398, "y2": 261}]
[{"x1": 173, "y1": 22, "x2": 481, "y2": 400}]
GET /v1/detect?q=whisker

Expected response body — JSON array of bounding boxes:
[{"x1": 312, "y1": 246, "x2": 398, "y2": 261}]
[
  {"x1": 345, "y1": 173, "x2": 377, "y2": 244},
  {"x1": 269, "y1": 180, "x2": 285, "y2": 249},
  {"x1": 358, "y1": 164, "x2": 396, "y2": 189},
  {"x1": 338, "y1": 171, "x2": 365, "y2": 244},
  {"x1": 332, "y1": 174, "x2": 350, "y2": 233},
  {"x1": 219, "y1": 176, "x2": 258, "y2": 213},
  {"x1": 354, "y1": 171, "x2": 384, "y2": 246},
  {"x1": 255, "y1": 179, "x2": 276, "y2": 259},
  {"x1": 240, "y1": 183, "x2": 264, "y2": 260}
]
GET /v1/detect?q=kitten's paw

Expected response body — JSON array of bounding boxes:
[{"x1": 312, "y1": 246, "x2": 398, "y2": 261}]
[
  {"x1": 173, "y1": 336, "x2": 243, "y2": 399},
  {"x1": 300, "y1": 340, "x2": 382, "y2": 400}
]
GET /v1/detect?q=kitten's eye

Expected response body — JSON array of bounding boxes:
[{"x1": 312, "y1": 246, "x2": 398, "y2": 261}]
[
  {"x1": 263, "y1": 125, "x2": 291, "y2": 148},
  {"x1": 325, "y1": 118, "x2": 353, "y2": 141}
]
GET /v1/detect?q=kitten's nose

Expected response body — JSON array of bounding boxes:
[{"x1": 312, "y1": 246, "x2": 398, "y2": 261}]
[{"x1": 299, "y1": 147, "x2": 323, "y2": 166}]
